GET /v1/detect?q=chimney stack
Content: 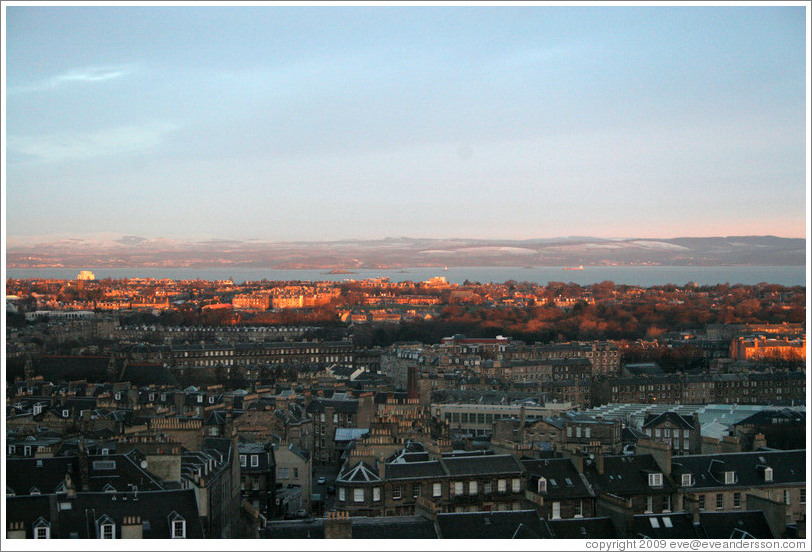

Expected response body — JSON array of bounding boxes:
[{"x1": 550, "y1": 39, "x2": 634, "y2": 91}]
[
  {"x1": 324, "y1": 510, "x2": 352, "y2": 539},
  {"x1": 121, "y1": 516, "x2": 143, "y2": 539}
]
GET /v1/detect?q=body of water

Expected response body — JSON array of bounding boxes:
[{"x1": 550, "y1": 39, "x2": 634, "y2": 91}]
[{"x1": 4, "y1": 266, "x2": 807, "y2": 287}]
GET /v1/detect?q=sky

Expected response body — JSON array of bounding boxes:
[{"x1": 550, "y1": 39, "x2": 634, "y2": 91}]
[{"x1": 3, "y1": 3, "x2": 809, "y2": 244}]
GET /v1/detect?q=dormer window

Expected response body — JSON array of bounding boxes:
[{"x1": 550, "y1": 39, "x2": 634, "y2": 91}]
[
  {"x1": 33, "y1": 518, "x2": 50, "y2": 539},
  {"x1": 724, "y1": 471, "x2": 735, "y2": 484},
  {"x1": 63, "y1": 409, "x2": 70, "y2": 418},
  {"x1": 115, "y1": 392, "x2": 121, "y2": 401},
  {"x1": 168, "y1": 512, "x2": 186, "y2": 538},
  {"x1": 648, "y1": 473, "x2": 663, "y2": 487},
  {"x1": 764, "y1": 467, "x2": 773, "y2": 482},
  {"x1": 149, "y1": 393, "x2": 155, "y2": 402},
  {"x1": 538, "y1": 477, "x2": 547, "y2": 493},
  {"x1": 250, "y1": 455, "x2": 259, "y2": 468},
  {"x1": 197, "y1": 395, "x2": 203, "y2": 403},
  {"x1": 96, "y1": 515, "x2": 115, "y2": 539},
  {"x1": 681, "y1": 473, "x2": 693, "y2": 487},
  {"x1": 208, "y1": 396, "x2": 214, "y2": 404},
  {"x1": 240, "y1": 454, "x2": 246, "y2": 467}
]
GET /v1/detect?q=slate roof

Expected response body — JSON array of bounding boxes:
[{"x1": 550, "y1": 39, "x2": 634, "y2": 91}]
[
  {"x1": 734, "y1": 408, "x2": 805, "y2": 427},
  {"x1": 334, "y1": 428, "x2": 370, "y2": 442},
  {"x1": 548, "y1": 517, "x2": 618, "y2": 539},
  {"x1": 443, "y1": 454, "x2": 524, "y2": 477},
  {"x1": 35, "y1": 356, "x2": 116, "y2": 383},
  {"x1": 585, "y1": 454, "x2": 675, "y2": 496},
  {"x1": 670, "y1": 450, "x2": 805, "y2": 490},
  {"x1": 120, "y1": 363, "x2": 178, "y2": 386},
  {"x1": 338, "y1": 461, "x2": 381, "y2": 483},
  {"x1": 642, "y1": 411, "x2": 697, "y2": 430},
  {"x1": 522, "y1": 458, "x2": 595, "y2": 499},
  {"x1": 436, "y1": 510, "x2": 554, "y2": 539},
  {"x1": 263, "y1": 515, "x2": 439, "y2": 539},
  {"x1": 386, "y1": 461, "x2": 447, "y2": 481},
  {"x1": 633, "y1": 513, "x2": 698, "y2": 539},
  {"x1": 306, "y1": 398, "x2": 359, "y2": 414},
  {"x1": 6, "y1": 451, "x2": 164, "y2": 496},
  {"x1": 6, "y1": 489, "x2": 204, "y2": 538},
  {"x1": 698, "y1": 511, "x2": 776, "y2": 539}
]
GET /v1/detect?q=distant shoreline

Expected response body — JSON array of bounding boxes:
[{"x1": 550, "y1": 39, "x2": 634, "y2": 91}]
[{"x1": 6, "y1": 265, "x2": 806, "y2": 287}]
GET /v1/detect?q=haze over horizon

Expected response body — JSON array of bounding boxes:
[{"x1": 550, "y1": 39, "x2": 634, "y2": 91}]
[{"x1": 4, "y1": 5, "x2": 809, "y2": 244}]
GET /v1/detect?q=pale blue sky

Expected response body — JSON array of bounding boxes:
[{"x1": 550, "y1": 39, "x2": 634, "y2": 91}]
[{"x1": 4, "y1": 5, "x2": 808, "y2": 243}]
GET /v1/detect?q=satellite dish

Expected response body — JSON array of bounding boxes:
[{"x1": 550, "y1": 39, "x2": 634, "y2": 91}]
[{"x1": 140, "y1": 460, "x2": 148, "y2": 469}]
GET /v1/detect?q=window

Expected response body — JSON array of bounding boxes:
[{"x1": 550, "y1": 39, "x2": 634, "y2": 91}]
[
  {"x1": 293, "y1": 468, "x2": 298, "y2": 479},
  {"x1": 373, "y1": 487, "x2": 381, "y2": 502},
  {"x1": 320, "y1": 413, "x2": 325, "y2": 423},
  {"x1": 585, "y1": 427, "x2": 591, "y2": 438},
  {"x1": 662, "y1": 495, "x2": 671, "y2": 512},
  {"x1": 681, "y1": 474, "x2": 693, "y2": 487},
  {"x1": 36, "y1": 526, "x2": 50, "y2": 539},
  {"x1": 498, "y1": 479, "x2": 506, "y2": 492},
  {"x1": 101, "y1": 523, "x2": 115, "y2": 539},
  {"x1": 538, "y1": 477, "x2": 547, "y2": 493},
  {"x1": 716, "y1": 493, "x2": 723, "y2": 509},
  {"x1": 339, "y1": 487, "x2": 346, "y2": 502},
  {"x1": 784, "y1": 490, "x2": 791, "y2": 505},
  {"x1": 512, "y1": 479, "x2": 521, "y2": 493},
  {"x1": 433, "y1": 483, "x2": 442, "y2": 497},
  {"x1": 412, "y1": 483, "x2": 421, "y2": 498},
  {"x1": 733, "y1": 492, "x2": 741, "y2": 509},
  {"x1": 197, "y1": 395, "x2": 203, "y2": 403},
  {"x1": 576, "y1": 427, "x2": 582, "y2": 438},
  {"x1": 551, "y1": 501, "x2": 561, "y2": 519},
  {"x1": 469, "y1": 481, "x2": 477, "y2": 495},
  {"x1": 801, "y1": 488, "x2": 806, "y2": 505},
  {"x1": 649, "y1": 473, "x2": 663, "y2": 487},
  {"x1": 646, "y1": 496, "x2": 654, "y2": 513},
  {"x1": 764, "y1": 467, "x2": 773, "y2": 482},
  {"x1": 698, "y1": 495, "x2": 706, "y2": 510},
  {"x1": 8, "y1": 445, "x2": 15, "y2": 455},
  {"x1": 172, "y1": 520, "x2": 185, "y2": 538},
  {"x1": 724, "y1": 471, "x2": 735, "y2": 484},
  {"x1": 240, "y1": 455, "x2": 246, "y2": 468},
  {"x1": 354, "y1": 488, "x2": 364, "y2": 503},
  {"x1": 574, "y1": 500, "x2": 583, "y2": 518},
  {"x1": 392, "y1": 486, "x2": 402, "y2": 500},
  {"x1": 250, "y1": 455, "x2": 259, "y2": 467},
  {"x1": 63, "y1": 409, "x2": 70, "y2": 418},
  {"x1": 453, "y1": 481, "x2": 463, "y2": 496},
  {"x1": 333, "y1": 414, "x2": 338, "y2": 423}
]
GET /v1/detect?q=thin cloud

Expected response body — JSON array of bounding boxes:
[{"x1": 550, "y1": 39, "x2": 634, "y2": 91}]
[
  {"x1": 8, "y1": 64, "x2": 136, "y2": 93},
  {"x1": 8, "y1": 121, "x2": 179, "y2": 163}
]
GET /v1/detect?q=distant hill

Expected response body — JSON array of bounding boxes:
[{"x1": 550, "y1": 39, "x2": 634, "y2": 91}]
[{"x1": 6, "y1": 235, "x2": 806, "y2": 269}]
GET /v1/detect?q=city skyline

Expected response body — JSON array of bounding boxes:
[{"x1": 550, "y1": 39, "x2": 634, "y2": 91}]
[{"x1": 3, "y1": 4, "x2": 809, "y2": 245}]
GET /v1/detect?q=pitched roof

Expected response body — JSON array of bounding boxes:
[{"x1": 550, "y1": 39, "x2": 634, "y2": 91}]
[
  {"x1": 337, "y1": 461, "x2": 381, "y2": 483},
  {"x1": 387, "y1": 460, "x2": 447, "y2": 481},
  {"x1": 6, "y1": 489, "x2": 204, "y2": 538},
  {"x1": 633, "y1": 513, "x2": 698, "y2": 539},
  {"x1": 642, "y1": 411, "x2": 697, "y2": 430},
  {"x1": 548, "y1": 517, "x2": 618, "y2": 539},
  {"x1": 699, "y1": 511, "x2": 776, "y2": 539},
  {"x1": 585, "y1": 454, "x2": 675, "y2": 496},
  {"x1": 522, "y1": 458, "x2": 594, "y2": 499},
  {"x1": 443, "y1": 454, "x2": 524, "y2": 477},
  {"x1": 436, "y1": 510, "x2": 553, "y2": 539},
  {"x1": 670, "y1": 450, "x2": 804, "y2": 490}
]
